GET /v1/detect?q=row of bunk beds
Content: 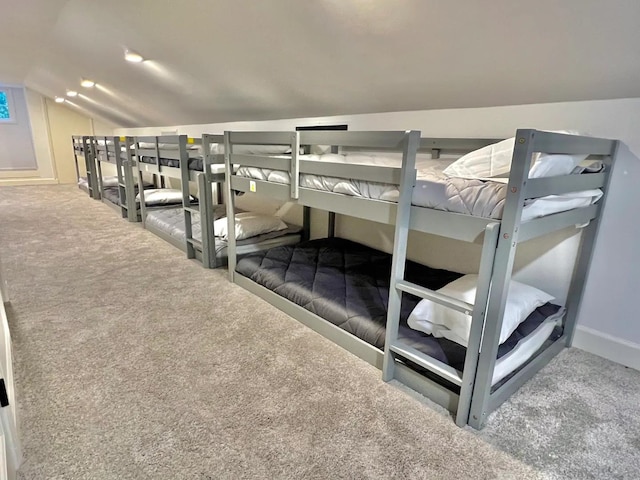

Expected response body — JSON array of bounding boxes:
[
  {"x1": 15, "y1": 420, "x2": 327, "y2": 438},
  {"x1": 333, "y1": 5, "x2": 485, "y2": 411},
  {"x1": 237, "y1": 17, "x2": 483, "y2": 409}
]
[{"x1": 71, "y1": 129, "x2": 621, "y2": 429}]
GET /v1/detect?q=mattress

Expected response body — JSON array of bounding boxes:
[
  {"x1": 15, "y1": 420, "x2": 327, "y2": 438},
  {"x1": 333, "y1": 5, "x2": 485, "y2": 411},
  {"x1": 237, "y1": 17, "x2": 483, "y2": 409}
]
[
  {"x1": 140, "y1": 155, "x2": 205, "y2": 171},
  {"x1": 235, "y1": 238, "x2": 563, "y2": 385},
  {"x1": 236, "y1": 153, "x2": 602, "y2": 221},
  {"x1": 102, "y1": 187, "x2": 121, "y2": 206},
  {"x1": 144, "y1": 206, "x2": 301, "y2": 255}
]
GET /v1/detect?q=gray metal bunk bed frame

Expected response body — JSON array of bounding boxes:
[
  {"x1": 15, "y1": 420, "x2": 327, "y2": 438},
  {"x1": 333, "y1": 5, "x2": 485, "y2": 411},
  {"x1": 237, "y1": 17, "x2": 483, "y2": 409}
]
[
  {"x1": 72, "y1": 135, "x2": 99, "y2": 198},
  {"x1": 134, "y1": 134, "x2": 308, "y2": 269},
  {"x1": 222, "y1": 129, "x2": 619, "y2": 429},
  {"x1": 94, "y1": 136, "x2": 139, "y2": 221},
  {"x1": 133, "y1": 134, "x2": 220, "y2": 267}
]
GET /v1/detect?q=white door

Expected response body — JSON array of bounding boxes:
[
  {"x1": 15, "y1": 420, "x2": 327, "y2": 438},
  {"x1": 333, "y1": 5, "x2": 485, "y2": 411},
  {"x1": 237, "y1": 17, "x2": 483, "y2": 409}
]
[
  {"x1": 0, "y1": 418, "x2": 8, "y2": 480},
  {"x1": 0, "y1": 261, "x2": 20, "y2": 480}
]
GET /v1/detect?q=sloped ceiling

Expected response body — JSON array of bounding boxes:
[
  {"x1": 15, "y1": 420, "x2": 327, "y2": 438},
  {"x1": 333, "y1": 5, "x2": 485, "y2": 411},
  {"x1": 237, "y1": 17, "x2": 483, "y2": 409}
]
[{"x1": 3, "y1": 0, "x2": 640, "y2": 127}]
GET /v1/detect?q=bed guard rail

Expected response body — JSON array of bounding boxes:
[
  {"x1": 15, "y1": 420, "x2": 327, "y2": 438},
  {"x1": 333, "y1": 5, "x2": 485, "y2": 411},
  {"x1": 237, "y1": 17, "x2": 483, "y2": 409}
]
[{"x1": 505, "y1": 130, "x2": 617, "y2": 243}]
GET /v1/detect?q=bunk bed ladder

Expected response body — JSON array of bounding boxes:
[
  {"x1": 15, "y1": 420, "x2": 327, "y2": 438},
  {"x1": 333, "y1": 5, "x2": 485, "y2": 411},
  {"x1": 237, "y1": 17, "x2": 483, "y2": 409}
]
[
  {"x1": 72, "y1": 137, "x2": 82, "y2": 189},
  {"x1": 179, "y1": 136, "x2": 199, "y2": 260},
  {"x1": 112, "y1": 137, "x2": 128, "y2": 219},
  {"x1": 223, "y1": 132, "x2": 237, "y2": 280},
  {"x1": 381, "y1": 130, "x2": 500, "y2": 427},
  {"x1": 95, "y1": 137, "x2": 106, "y2": 201},
  {"x1": 199, "y1": 134, "x2": 217, "y2": 269},
  {"x1": 83, "y1": 136, "x2": 100, "y2": 200}
]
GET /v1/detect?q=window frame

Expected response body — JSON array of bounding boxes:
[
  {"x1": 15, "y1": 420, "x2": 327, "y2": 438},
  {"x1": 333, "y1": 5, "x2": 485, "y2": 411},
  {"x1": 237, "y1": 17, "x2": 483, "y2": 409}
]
[{"x1": 0, "y1": 89, "x2": 17, "y2": 124}]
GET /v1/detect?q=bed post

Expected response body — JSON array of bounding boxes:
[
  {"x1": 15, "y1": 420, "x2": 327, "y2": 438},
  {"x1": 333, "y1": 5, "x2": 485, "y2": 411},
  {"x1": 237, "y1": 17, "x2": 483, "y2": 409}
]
[
  {"x1": 563, "y1": 141, "x2": 619, "y2": 346},
  {"x1": 467, "y1": 129, "x2": 536, "y2": 430},
  {"x1": 302, "y1": 206, "x2": 311, "y2": 242},
  {"x1": 327, "y1": 212, "x2": 336, "y2": 238},
  {"x1": 290, "y1": 131, "x2": 300, "y2": 199},
  {"x1": 224, "y1": 131, "x2": 237, "y2": 281},
  {"x1": 381, "y1": 130, "x2": 421, "y2": 382}
]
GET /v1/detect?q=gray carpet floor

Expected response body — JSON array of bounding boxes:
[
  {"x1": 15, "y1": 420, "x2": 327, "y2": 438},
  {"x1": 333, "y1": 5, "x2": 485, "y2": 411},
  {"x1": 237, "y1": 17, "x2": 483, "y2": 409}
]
[{"x1": 0, "y1": 185, "x2": 638, "y2": 479}]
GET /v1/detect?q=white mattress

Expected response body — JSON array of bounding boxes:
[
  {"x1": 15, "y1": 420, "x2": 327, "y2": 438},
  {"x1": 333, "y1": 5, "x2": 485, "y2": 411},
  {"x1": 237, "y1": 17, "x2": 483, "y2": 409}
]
[
  {"x1": 492, "y1": 311, "x2": 563, "y2": 385},
  {"x1": 236, "y1": 153, "x2": 602, "y2": 221}
]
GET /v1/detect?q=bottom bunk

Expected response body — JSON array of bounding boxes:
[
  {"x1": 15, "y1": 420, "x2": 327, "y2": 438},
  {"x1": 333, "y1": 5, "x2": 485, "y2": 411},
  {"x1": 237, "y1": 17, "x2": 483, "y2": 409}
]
[
  {"x1": 144, "y1": 206, "x2": 303, "y2": 263},
  {"x1": 99, "y1": 182, "x2": 161, "y2": 217},
  {"x1": 77, "y1": 176, "x2": 98, "y2": 195},
  {"x1": 235, "y1": 238, "x2": 565, "y2": 392}
]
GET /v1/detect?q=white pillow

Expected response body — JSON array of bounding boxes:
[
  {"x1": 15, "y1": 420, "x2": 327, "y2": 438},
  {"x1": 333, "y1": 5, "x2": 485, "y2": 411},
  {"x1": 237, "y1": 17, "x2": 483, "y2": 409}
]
[
  {"x1": 213, "y1": 212, "x2": 287, "y2": 240},
  {"x1": 101, "y1": 176, "x2": 119, "y2": 188},
  {"x1": 443, "y1": 131, "x2": 588, "y2": 180},
  {"x1": 136, "y1": 189, "x2": 194, "y2": 206},
  {"x1": 407, "y1": 274, "x2": 554, "y2": 346}
]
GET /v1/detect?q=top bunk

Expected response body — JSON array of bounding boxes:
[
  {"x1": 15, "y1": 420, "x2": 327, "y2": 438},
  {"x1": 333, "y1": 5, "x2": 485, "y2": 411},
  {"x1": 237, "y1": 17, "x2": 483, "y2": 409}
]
[
  {"x1": 71, "y1": 135, "x2": 92, "y2": 155},
  {"x1": 132, "y1": 134, "x2": 226, "y2": 182},
  {"x1": 94, "y1": 136, "x2": 135, "y2": 165},
  {"x1": 224, "y1": 129, "x2": 617, "y2": 243}
]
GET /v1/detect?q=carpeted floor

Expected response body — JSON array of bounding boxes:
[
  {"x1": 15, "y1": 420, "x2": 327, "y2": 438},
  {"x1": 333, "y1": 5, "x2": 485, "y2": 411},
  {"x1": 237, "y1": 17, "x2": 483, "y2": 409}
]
[{"x1": 0, "y1": 185, "x2": 638, "y2": 479}]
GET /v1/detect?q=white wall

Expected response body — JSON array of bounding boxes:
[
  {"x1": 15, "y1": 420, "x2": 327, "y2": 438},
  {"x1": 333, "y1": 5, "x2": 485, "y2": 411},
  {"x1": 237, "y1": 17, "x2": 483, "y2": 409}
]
[
  {"x1": 116, "y1": 98, "x2": 640, "y2": 367},
  {"x1": 0, "y1": 87, "x2": 116, "y2": 186},
  {"x1": 0, "y1": 88, "x2": 56, "y2": 185}
]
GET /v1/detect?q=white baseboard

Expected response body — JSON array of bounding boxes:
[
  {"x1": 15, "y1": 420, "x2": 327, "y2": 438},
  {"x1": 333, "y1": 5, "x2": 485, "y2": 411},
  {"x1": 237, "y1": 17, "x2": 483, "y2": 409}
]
[
  {"x1": 573, "y1": 326, "x2": 640, "y2": 371},
  {"x1": 0, "y1": 178, "x2": 58, "y2": 186}
]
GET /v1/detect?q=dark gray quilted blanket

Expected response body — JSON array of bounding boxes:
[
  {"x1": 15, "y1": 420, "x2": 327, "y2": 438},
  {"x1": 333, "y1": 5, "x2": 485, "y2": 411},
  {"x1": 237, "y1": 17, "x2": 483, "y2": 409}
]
[
  {"x1": 236, "y1": 237, "x2": 462, "y2": 348},
  {"x1": 236, "y1": 237, "x2": 562, "y2": 374}
]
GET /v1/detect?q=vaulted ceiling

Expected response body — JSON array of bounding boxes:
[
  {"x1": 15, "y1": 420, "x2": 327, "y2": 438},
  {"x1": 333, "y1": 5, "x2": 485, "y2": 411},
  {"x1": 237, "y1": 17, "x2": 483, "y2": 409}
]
[{"x1": 3, "y1": 0, "x2": 640, "y2": 127}]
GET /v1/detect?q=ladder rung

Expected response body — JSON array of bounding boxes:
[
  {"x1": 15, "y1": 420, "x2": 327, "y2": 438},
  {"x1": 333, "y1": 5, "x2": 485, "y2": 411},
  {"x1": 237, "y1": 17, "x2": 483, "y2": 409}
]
[
  {"x1": 118, "y1": 183, "x2": 126, "y2": 187},
  {"x1": 184, "y1": 206, "x2": 200, "y2": 215},
  {"x1": 186, "y1": 237, "x2": 202, "y2": 249},
  {"x1": 396, "y1": 280, "x2": 473, "y2": 315},
  {"x1": 389, "y1": 341, "x2": 463, "y2": 387}
]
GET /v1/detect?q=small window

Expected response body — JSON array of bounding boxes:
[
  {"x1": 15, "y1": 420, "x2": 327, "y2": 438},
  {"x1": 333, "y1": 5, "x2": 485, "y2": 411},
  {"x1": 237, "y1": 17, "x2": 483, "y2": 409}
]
[{"x1": 0, "y1": 91, "x2": 10, "y2": 120}]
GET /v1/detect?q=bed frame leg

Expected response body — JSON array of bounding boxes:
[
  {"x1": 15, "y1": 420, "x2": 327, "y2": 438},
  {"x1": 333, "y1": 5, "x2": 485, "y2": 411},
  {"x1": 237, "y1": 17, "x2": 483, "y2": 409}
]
[
  {"x1": 302, "y1": 206, "x2": 311, "y2": 242},
  {"x1": 327, "y1": 211, "x2": 336, "y2": 238}
]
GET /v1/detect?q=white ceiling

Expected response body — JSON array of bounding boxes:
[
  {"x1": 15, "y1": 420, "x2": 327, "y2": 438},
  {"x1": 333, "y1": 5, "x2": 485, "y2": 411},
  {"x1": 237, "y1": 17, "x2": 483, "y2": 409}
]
[{"x1": 3, "y1": 0, "x2": 640, "y2": 127}]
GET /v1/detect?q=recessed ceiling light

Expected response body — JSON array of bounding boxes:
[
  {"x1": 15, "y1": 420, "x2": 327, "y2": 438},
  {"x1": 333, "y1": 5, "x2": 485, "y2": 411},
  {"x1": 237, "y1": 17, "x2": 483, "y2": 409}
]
[
  {"x1": 124, "y1": 50, "x2": 144, "y2": 63},
  {"x1": 80, "y1": 79, "x2": 95, "y2": 88},
  {"x1": 66, "y1": 90, "x2": 78, "y2": 97},
  {"x1": 55, "y1": 97, "x2": 65, "y2": 103}
]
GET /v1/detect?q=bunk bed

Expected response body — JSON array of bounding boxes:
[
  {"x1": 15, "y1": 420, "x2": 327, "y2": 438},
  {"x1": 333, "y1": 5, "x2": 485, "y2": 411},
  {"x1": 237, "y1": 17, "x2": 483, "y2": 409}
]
[
  {"x1": 134, "y1": 134, "x2": 304, "y2": 268},
  {"x1": 72, "y1": 135, "x2": 99, "y2": 198},
  {"x1": 222, "y1": 129, "x2": 618, "y2": 429},
  {"x1": 94, "y1": 136, "x2": 152, "y2": 221}
]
